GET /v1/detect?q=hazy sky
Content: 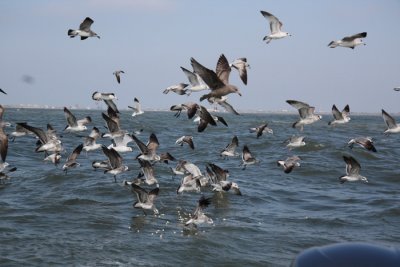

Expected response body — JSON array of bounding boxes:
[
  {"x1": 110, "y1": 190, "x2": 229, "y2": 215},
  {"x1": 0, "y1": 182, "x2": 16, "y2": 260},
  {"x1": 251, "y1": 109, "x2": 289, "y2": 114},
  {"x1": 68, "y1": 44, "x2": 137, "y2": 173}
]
[{"x1": 1, "y1": 0, "x2": 399, "y2": 113}]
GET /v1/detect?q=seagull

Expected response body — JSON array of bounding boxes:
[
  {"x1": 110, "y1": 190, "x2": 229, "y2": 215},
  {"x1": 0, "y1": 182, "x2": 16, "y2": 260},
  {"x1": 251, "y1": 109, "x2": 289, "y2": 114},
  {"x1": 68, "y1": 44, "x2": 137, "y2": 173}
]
[
  {"x1": 194, "y1": 105, "x2": 218, "y2": 132},
  {"x1": 328, "y1": 32, "x2": 367, "y2": 49},
  {"x1": 128, "y1": 97, "x2": 144, "y2": 117},
  {"x1": 107, "y1": 133, "x2": 133, "y2": 153},
  {"x1": 260, "y1": 11, "x2": 291, "y2": 44},
  {"x1": 339, "y1": 155, "x2": 368, "y2": 183},
  {"x1": 63, "y1": 107, "x2": 92, "y2": 132},
  {"x1": 249, "y1": 123, "x2": 273, "y2": 138},
  {"x1": 176, "y1": 174, "x2": 202, "y2": 194},
  {"x1": 286, "y1": 100, "x2": 322, "y2": 131},
  {"x1": 101, "y1": 145, "x2": 129, "y2": 182},
  {"x1": 180, "y1": 67, "x2": 210, "y2": 94},
  {"x1": 394, "y1": 87, "x2": 400, "y2": 91},
  {"x1": 68, "y1": 17, "x2": 100, "y2": 40},
  {"x1": 207, "y1": 96, "x2": 240, "y2": 115},
  {"x1": 286, "y1": 136, "x2": 306, "y2": 149},
  {"x1": 191, "y1": 54, "x2": 242, "y2": 102},
  {"x1": 44, "y1": 153, "x2": 62, "y2": 166},
  {"x1": 230, "y1": 58, "x2": 249, "y2": 85},
  {"x1": 348, "y1": 137, "x2": 377, "y2": 152},
  {"x1": 220, "y1": 136, "x2": 239, "y2": 158},
  {"x1": 163, "y1": 83, "x2": 189, "y2": 95},
  {"x1": 328, "y1": 104, "x2": 350, "y2": 125},
  {"x1": 277, "y1": 156, "x2": 301, "y2": 173},
  {"x1": 0, "y1": 106, "x2": 9, "y2": 170},
  {"x1": 175, "y1": 136, "x2": 194, "y2": 150},
  {"x1": 101, "y1": 108, "x2": 126, "y2": 139},
  {"x1": 136, "y1": 159, "x2": 158, "y2": 186},
  {"x1": 207, "y1": 163, "x2": 241, "y2": 195},
  {"x1": 91, "y1": 160, "x2": 111, "y2": 171},
  {"x1": 241, "y1": 145, "x2": 258, "y2": 170},
  {"x1": 113, "y1": 70, "x2": 125, "y2": 84},
  {"x1": 83, "y1": 127, "x2": 102, "y2": 153},
  {"x1": 62, "y1": 144, "x2": 83, "y2": 173},
  {"x1": 10, "y1": 122, "x2": 34, "y2": 142},
  {"x1": 92, "y1": 91, "x2": 117, "y2": 101},
  {"x1": 131, "y1": 133, "x2": 161, "y2": 162},
  {"x1": 185, "y1": 195, "x2": 213, "y2": 226},
  {"x1": 18, "y1": 123, "x2": 63, "y2": 154},
  {"x1": 382, "y1": 109, "x2": 400, "y2": 134},
  {"x1": 128, "y1": 183, "x2": 159, "y2": 215}
]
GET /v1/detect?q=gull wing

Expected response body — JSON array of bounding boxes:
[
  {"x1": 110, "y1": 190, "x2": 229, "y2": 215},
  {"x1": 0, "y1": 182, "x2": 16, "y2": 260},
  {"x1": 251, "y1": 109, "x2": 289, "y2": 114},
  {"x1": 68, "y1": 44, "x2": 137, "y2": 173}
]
[
  {"x1": 332, "y1": 105, "x2": 344, "y2": 120},
  {"x1": 190, "y1": 57, "x2": 225, "y2": 90},
  {"x1": 79, "y1": 17, "x2": 94, "y2": 31},
  {"x1": 286, "y1": 100, "x2": 310, "y2": 110},
  {"x1": 343, "y1": 156, "x2": 361, "y2": 176},
  {"x1": 260, "y1": 11, "x2": 283, "y2": 34},
  {"x1": 382, "y1": 109, "x2": 397, "y2": 129},
  {"x1": 215, "y1": 54, "x2": 231, "y2": 85},
  {"x1": 342, "y1": 32, "x2": 367, "y2": 42},
  {"x1": 64, "y1": 107, "x2": 77, "y2": 127},
  {"x1": 101, "y1": 145, "x2": 122, "y2": 169},
  {"x1": 181, "y1": 67, "x2": 200, "y2": 86},
  {"x1": 67, "y1": 143, "x2": 83, "y2": 161}
]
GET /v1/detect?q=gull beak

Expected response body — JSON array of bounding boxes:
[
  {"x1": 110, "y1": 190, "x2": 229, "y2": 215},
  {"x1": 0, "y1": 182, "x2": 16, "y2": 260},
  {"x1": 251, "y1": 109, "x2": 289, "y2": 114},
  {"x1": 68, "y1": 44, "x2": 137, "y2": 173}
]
[{"x1": 238, "y1": 91, "x2": 242, "y2": 96}]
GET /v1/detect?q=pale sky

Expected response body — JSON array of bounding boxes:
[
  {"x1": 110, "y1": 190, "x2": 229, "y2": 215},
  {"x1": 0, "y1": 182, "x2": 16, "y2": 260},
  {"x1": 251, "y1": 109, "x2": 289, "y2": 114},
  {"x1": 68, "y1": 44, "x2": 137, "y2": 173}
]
[{"x1": 1, "y1": 0, "x2": 399, "y2": 113}]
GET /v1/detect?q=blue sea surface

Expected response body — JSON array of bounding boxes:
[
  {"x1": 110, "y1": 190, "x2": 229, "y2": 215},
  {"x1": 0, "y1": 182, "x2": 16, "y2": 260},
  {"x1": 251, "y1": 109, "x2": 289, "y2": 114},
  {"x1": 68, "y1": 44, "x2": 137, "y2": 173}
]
[{"x1": 0, "y1": 108, "x2": 399, "y2": 266}]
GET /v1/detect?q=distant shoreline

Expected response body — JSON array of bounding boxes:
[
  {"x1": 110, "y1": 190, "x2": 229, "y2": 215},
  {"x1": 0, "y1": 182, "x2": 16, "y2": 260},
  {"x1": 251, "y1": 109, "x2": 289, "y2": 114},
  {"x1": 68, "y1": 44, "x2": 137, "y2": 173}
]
[{"x1": 4, "y1": 104, "x2": 388, "y2": 116}]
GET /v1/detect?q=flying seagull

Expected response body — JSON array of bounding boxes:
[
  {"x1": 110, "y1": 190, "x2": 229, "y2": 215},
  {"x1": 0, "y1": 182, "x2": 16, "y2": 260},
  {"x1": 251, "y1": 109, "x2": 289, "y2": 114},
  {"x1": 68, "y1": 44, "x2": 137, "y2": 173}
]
[
  {"x1": 249, "y1": 123, "x2": 273, "y2": 138},
  {"x1": 128, "y1": 183, "x2": 159, "y2": 215},
  {"x1": 277, "y1": 156, "x2": 301, "y2": 173},
  {"x1": 191, "y1": 54, "x2": 242, "y2": 102},
  {"x1": 241, "y1": 145, "x2": 258, "y2": 170},
  {"x1": 339, "y1": 155, "x2": 368, "y2": 183},
  {"x1": 68, "y1": 17, "x2": 100, "y2": 40},
  {"x1": 163, "y1": 83, "x2": 189, "y2": 95},
  {"x1": 101, "y1": 145, "x2": 129, "y2": 182},
  {"x1": 230, "y1": 58, "x2": 250, "y2": 85},
  {"x1": 328, "y1": 104, "x2": 350, "y2": 125},
  {"x1": 220, "y1": 136, "x2": 239, "y2": 158},
  {"x1": 185, "y1": 195, "x2": 213, "y2": 226},
  {"x1": 113, "y1": 70, "x2": 125, "y2": 84},
  {"x1": 348, "y1": 137, "x2": 377, "y2": 152},
  {"x1": 92, "y1": 91, "x2": 117, "y2": 101},
  {"x1": 260, "y1": 11, "x2": 291, "y2": 44},
  {"x1": 207, "y1": 163, "x2": 241, "y2": 195},
  {"x1": 286, "y1": 136, "x2": 306, "y2": 149},
  {"x1": 382, "y1": 109, "x2": 400, "y2": 134},
  {"x1": 176, "y1": 136, "x2": 195, "y2": 150},
  {"x1": 328, "y1": 32, "x2": 367, "y2": 49},
  {"x1": 286, "y1": 100, "x2": 322, "y2": 131},
  {"x1": 131, "y1": 133, "x2": 161, "y2": 162},
  {"x1": 63, "y1": 107, "x2": 92, "y2": 132},
  {"x1": 83, "y1": 127, "x2": 102, "y2": 153},
  {"x1": 0, "y1": 106, "x2": 9, "y2": 171},
  {"x1": 62, "y1": 143, "x2": 83, "y2": 173},
  {"x1": 180, "y1": 67, "x2": 209, "y2": 94},
  {"x1": 128, "y1": 98, "x2": 144, "y2": 117}
]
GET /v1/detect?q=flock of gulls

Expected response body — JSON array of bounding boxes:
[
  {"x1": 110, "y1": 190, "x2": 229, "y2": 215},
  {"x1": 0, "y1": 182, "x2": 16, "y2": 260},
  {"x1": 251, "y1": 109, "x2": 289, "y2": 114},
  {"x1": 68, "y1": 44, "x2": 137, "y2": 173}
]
[{"x1": 1, "y1": 11, "x2": 398, "y2": 230}]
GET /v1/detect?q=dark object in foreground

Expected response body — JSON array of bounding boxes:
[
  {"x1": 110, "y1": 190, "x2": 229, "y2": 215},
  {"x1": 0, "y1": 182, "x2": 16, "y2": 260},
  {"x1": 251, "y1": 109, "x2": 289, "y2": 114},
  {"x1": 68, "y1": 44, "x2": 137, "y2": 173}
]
[{"x1": 291, "y1": 242, "x2": 400, "y2": 267}]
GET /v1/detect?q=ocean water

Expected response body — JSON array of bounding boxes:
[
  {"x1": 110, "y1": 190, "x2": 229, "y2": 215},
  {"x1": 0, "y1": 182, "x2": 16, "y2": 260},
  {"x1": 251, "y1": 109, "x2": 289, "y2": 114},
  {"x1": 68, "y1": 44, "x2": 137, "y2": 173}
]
[{"x1": 0, "y1": 108, "x2": 399, "y2": 266}]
